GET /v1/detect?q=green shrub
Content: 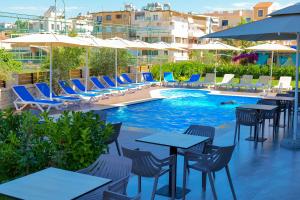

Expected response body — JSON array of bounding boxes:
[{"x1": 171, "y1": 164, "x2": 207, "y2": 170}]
[
  {"x1": 0, "y1": 110, "x2": 113, "y2": 183},
  {"x1": 151, "y1": 61, "x2": 296, "y2": 80}
]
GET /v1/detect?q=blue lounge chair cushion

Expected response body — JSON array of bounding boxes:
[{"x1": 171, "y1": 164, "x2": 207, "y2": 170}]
[
  {"x1": 102, "y1": 76, "x2": 128, "y2": 90},
  {"x1": 35, "y1": 82, "x2": 80, "y2": 101},
  {"x1": 71, "y1": 79, "x2": 110, "y2": 94},
  {"x1": 185, "y1": 74, "x2": 201, "y2": 83},
  {"x1": 121, "y1": 74, "x2": 146, "y2": 86},
  {"x1": 116, "y1": 77, "x2": 138, "y2": 89},
  {"x1": 142, "y1": 72, "x2": 159, "y2": 83},
  {"x1": 59, "y1": 81, "x2": 101, "y2": 97},
  {"x1": 164, "y1": 72, "x2": 177, "y2": 82},
  {"x1": 13, "y1": 85, "x2": 61, "y2": 105}
]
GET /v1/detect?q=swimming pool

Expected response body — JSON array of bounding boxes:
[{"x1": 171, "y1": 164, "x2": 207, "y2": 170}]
[{"x1": 106, "y1": 89, "x2": 259, "y2": 133}]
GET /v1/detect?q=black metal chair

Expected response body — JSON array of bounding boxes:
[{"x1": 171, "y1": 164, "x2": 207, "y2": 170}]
[
  {"x1": 105, "y1": 123, "x2": 122, "y2": 156},
  {"x1": 103, "y1": 177, "x2": 141, "y2": 200},
  {"x1": 178, "y1": 125, "x2": 215, "y2": 190},
  {"x1": 276, "y1": 93, "x2": 291, "y2": 127},
  {"x1": 234, "y1": 108, "x2": 262, "y2": 144},
  {"x1": 178, "y1": 125, "x2": 215, "y2": 155},
  {"x1": 257, "y1": 99, "x2": 279, "y2": 138},
  {"x1": 77, "y1": 154, "x2": 132, "y2": 200},
  {"x1": 182, "y1": 145, "x2": 237, "y2": 200},
  {"x1": 122, "y1": 147, "x2": 176, "y2": 200}
]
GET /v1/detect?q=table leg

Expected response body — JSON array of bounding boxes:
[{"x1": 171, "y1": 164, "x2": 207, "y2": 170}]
[
  {"x1": 156, "y1": 146, "x2": 190, "y2": 199},
  {"x1": 169, "y1": 147, "x2": 177, "y2": 195}
]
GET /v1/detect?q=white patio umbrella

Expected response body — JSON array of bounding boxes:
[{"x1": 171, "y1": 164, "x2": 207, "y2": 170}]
[
  {"x1": 106, "y1": 37, "x2": 159, "y2": 84},
  {"x1": 105, "y1": 37, "x2": 138, "y2": 87},
  {"x1": 2, "y1": 33, "x2": 93, "y2": 100},
  {"x1": 190, "y1": 42, "x2": 242, "y2": 83},
  {"x1": 246, "y1": 43, "x2": 296, "y2": 89},
  {"x1": 203, "y1": 2, "x2": 300, "y2": 149},
  {"x1": 76, "y1": 36, "x2": 127, "y2": 91}
]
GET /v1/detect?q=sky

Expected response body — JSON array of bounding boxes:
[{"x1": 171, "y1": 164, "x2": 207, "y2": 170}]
[{"x1": 0, "y1": 0, "x2": 296, "y2": 20}]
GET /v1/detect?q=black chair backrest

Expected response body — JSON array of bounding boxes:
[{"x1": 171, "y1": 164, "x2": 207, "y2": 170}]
[
  {"x1": 122, "y1": 147, "x2": 161, "y2": 177},
  {"x1": 105, "y1": 123, "x2": 122, "y2": 145},
  {"x1": 209, "y1": 145, "x2": 235, "y2": 172},
  {"x1": 235, "y1": 108, "x2": 259, "y2": 126}
]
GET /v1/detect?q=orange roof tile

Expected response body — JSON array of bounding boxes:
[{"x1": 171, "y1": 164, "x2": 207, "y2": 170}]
[{"x1": 254, "y1": 2, "x2": 273, "y2": 8}]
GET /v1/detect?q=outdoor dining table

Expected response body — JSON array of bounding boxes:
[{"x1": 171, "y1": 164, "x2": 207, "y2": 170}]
[
  {"x1": 263, "y1": 96, "x2": 295, "y2": 128},
  {"x1": 136, "y1": 132, "x2": 209, "y2": 199},
  {"x1": 237, "y1": 104, "x2": 278, "y2": 142},
  {"x1": 0, "y1": 167, "x2": 111, "y2": 200}
]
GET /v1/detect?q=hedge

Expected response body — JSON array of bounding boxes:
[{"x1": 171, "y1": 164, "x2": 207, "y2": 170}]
[{"x1": 151, "y1": 61, "x2": 296, "y2": 81}]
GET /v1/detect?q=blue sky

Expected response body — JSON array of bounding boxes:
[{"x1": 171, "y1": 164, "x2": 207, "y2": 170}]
[{"x1": 0, "y1": 0, "x2": 296, "y2": 19}]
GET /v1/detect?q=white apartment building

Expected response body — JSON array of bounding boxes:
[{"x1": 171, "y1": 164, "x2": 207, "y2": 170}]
[
  {"x1": 29, "y1": 6, "x2": 94, "y2": 34},
  {"x1": 131, "y1": 3, "x2": 214, "y2": 62}
]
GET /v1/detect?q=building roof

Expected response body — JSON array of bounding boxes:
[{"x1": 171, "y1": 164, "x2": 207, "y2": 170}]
[{"x1": 254, "y1": 2, "x2": 273, "y2": 8}]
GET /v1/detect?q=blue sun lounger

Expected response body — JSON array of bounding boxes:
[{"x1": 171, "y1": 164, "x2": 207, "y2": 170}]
[
  {"x1": 35, "y1": 82, "x2": 81, "y2": 104},
  {"x1": 182, "y1": 74, "x2": 201, "y2": 86},
  {"x1": 102, "y1": 76, "x2": 132, "y2": 91},
  {"x1": 116, "y1": 77, "x2": 140, "y2": 89},
  {"x1": 164, "y1": 72, "x2": 178, "y2": 86},
  {"x1": 90, "y1": 76, "x2": 126, "y2": 95},
  {"x1": 71, "y1": 79, "x2": 111, "y2": 95},
  {"x1": 58, "y1": 80, "x2": 103, "y2": 102},
  {"x1": 12, "y1": 85, "x2": 63, "y2": 112},
  {"x1": 121, "y1": 73, "x2": 150, "y2": 87},
  {"x1": 142, "y1": 72, "x2": 160, "y2": 85}
]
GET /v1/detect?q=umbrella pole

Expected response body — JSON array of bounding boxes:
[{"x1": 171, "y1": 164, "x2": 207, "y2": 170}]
[
  {"x1": 136, "y1": 48, "x2": 138, "y2": 83},
  {"x1": 115, "y1": 49, "x2": 118, "y2": 88},
  {"x1": 85, "y1": 48, "x2": 89, "y2": 93},
  {"x1": 49, "y1": 45, "x2": 53, "y2": 101},
  {"x1": 293, "y1": 33, "x2": 300, "y2": 140},
  {"x1": 269, "y1": 51, "x2": 274, "y2": 91}
]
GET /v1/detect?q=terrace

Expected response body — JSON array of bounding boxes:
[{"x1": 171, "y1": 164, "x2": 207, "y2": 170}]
[{"x1": 1, "y1": 3, "x2": 300, "y2": 200}]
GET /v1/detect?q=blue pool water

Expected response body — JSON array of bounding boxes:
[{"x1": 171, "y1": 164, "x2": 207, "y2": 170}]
[{"x1": 106, "y1": 89, "x2": 258, "y2": 133}]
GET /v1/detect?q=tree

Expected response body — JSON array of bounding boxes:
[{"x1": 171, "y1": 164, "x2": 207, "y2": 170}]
[
  {"x1": 42, "y1": 47, "x2": 84, "y2": 92},
  {"x1": 0, "y1": 49, "x2": 22, "y2": 81},
  {"x1": 14, "y1": 20, "x2": 29, "y2": 33},
  {"x1": 89, "y1": 48, "x2": 133, "y2": 76}
]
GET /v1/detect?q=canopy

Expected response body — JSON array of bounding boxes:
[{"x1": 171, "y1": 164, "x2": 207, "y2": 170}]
[
  {"x1": 3, "y1": 33, "x2": 92, "y2": 47},
  {"x1": 246, "y1": 43, "x2": 296, "y2": 52},
  {"x1": 152, "y1": 41, "x2": 186, "y2": 51},
  {"x1": 2, "y1": 33, "x2": 93, "y2": 100},
  {"x1": 190, "y1": 41, "x2": 242, "y2": 51},
  {"x1": 203, "y1": 3, "x2": 300, "y2": 148}
]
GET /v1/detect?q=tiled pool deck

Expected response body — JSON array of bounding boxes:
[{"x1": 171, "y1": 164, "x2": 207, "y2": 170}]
[
  {"x1": 99, "y1": 87, "x2": 300, "y2": 200},
  {"x1": 52, "y1": 86, "x2": 299, "y2": 199}
]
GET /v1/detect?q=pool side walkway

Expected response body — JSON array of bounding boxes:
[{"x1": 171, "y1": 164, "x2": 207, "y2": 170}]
[
  {"x1": 92, "y1": 86, "x2": 300, "y2": 200},
  {"x1": 109, "y1": 120, "x2": 300, "y2": 200}
]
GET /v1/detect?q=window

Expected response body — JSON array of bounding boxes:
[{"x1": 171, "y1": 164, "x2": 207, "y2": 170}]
[
  {"x1": 258, "y1": 9, "x2": 264, "y2": 17},
  {"x1": 222, "y1": 20, "x2": 229, "y2": 26},
  {"x1": 116, "y1": 14, "x2": 122, "y2": 19},
  {"x1": 51, "y1": 24, "x2": 54, "y2": 30},
  {"x1": 106, "y1": 15, "x2": 112, "y2": 21},
  {"x1": 135, "y1": 12, "x2": 145, "y2": 20},
  {"x1": 153, "y1": 15, "x2": 158, "y2": 21},
  {"x1": 96, "y1": 16, "x2": 102, "y2": 23},
  {"x1": 246, "y1": 17, "x2": 251, "y2": 22},
  {"x1": 175, "y1": 37, "x2": 181, "y2": 43}
]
